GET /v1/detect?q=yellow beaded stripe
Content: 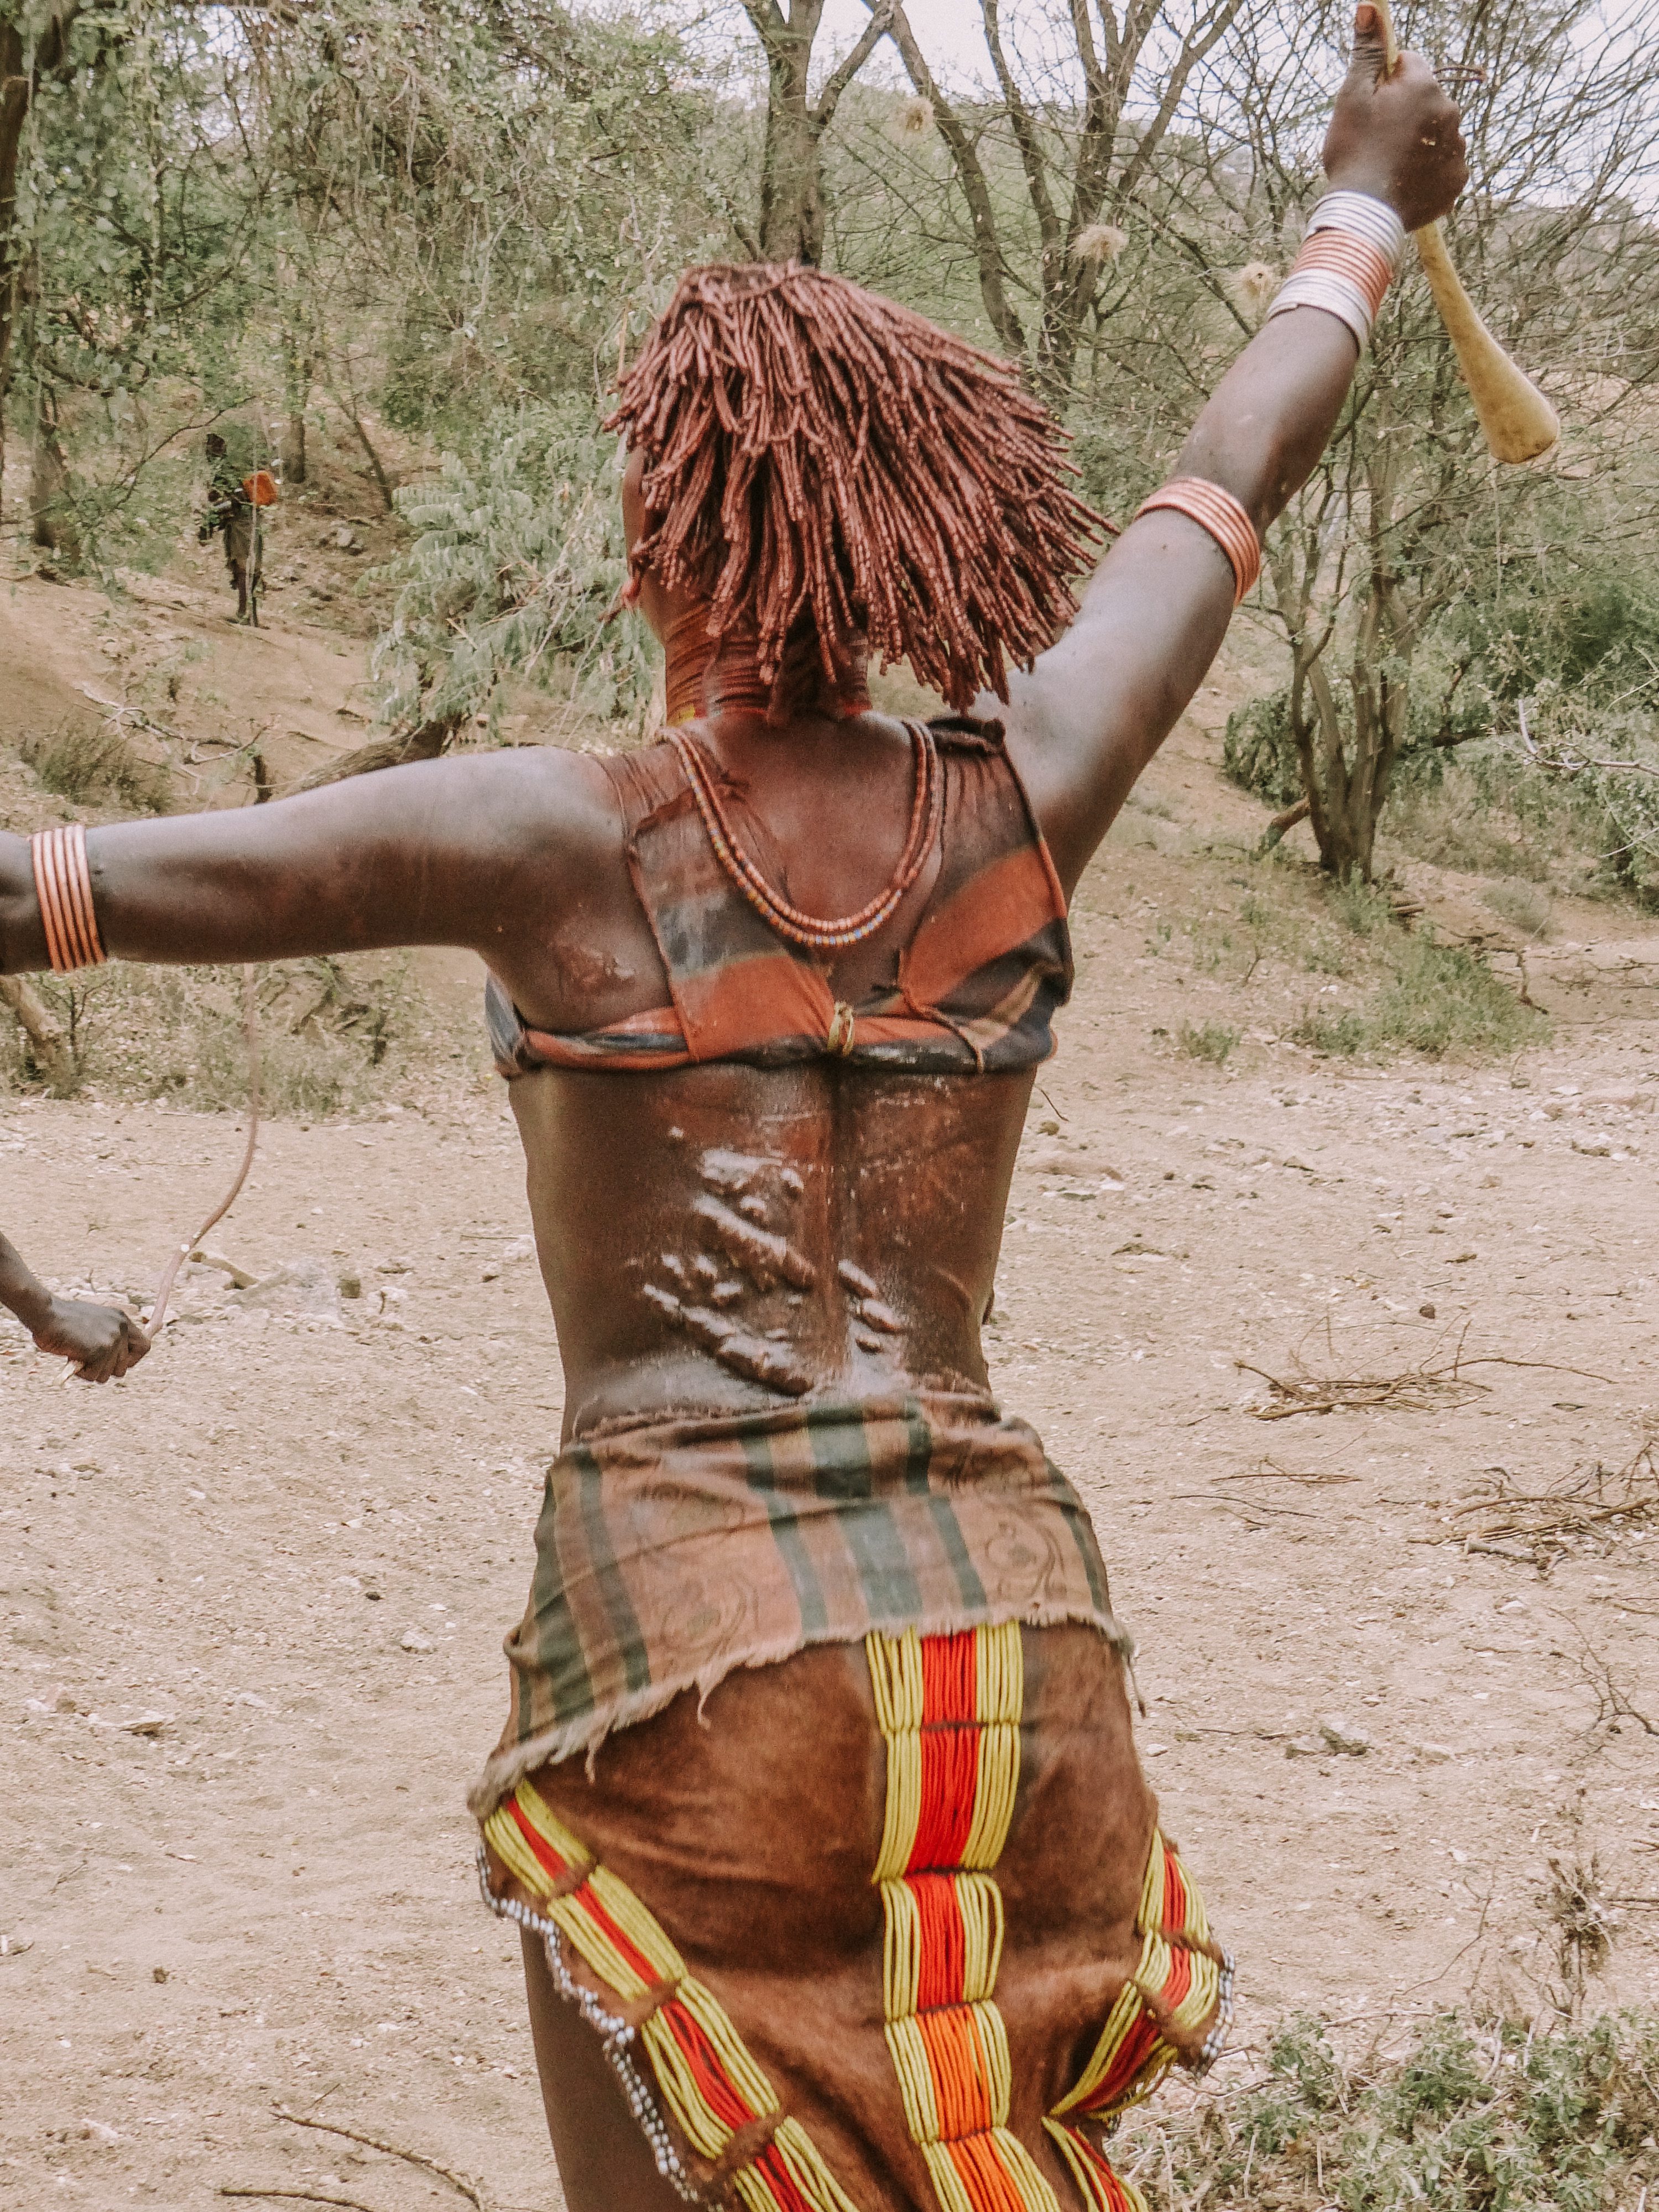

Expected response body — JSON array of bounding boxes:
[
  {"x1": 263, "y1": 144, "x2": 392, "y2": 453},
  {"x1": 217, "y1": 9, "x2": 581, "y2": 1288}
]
[
  {"x1": 868, "y1": 1624, "x2": 1063, "y2": 2212},
  {"x1": 483, "y1": 1783, "x2": 862, "y2": 2212},
  {"x1": 1048, "y1": 1833, "x2": 1224, "y2": 2121},
  {"x1": 1043, "y1": 2122, "x2": 1150, "y2": 2212}
]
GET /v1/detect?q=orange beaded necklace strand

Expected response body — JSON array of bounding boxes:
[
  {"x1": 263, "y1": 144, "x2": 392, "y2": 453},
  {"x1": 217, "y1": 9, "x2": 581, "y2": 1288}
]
[{"x1": 669, "y1": 719, "x2": 940, "y2": 953}]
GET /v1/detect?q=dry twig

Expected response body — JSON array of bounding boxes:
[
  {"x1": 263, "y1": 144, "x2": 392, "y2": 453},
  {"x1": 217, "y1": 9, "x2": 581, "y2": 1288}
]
[
  {"x1": 221, "y1": 2193, "x2": 379, "y2": 2212},
  {"x1": 272, "y1": 2107, "x2": 491, "y2": 2212},
  {"x1": 1454, "y1": 1432, "x2": 1659, "y2": 1551},
  {"x1": 1236, "y1": 1459, "x2": 1359, "y2": 1485},
  {"x1": 1235, "y1": 1354, "x2": 1486, "y2": 1420}
]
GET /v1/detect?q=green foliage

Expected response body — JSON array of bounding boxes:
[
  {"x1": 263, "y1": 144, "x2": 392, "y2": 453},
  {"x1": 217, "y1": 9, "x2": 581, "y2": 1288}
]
[
  {"x1": 1293, "y1": 926, "x2": 1539, "y2": 1062},
  {"x1": 373, "y1": 401, "x2": 650, "y2": 734},
  {"x1": 1223, "y1": 691, "x2": 1302, "y2": 810},
  {"x1": 1119, "y1": 2008, "x2": 1659, "y2": 2210},
  {"x1": 1177, "y1": 1019, "x2": 1238, "y2": 1066}
]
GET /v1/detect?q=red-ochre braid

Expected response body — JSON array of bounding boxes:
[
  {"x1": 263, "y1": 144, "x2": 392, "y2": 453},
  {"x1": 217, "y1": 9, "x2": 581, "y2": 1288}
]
[
  {"x1": 670, "y1": 721, "x2": 939, "y2": 952},
  {"x1": 608, "y1": 264, "x2": 1107, "y2": 716}
]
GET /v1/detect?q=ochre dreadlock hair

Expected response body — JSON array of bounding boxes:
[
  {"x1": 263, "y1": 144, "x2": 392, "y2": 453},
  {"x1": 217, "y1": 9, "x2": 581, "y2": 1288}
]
[{"x1": 606, "y1": 263, "x2": 1108, "y2": 716}]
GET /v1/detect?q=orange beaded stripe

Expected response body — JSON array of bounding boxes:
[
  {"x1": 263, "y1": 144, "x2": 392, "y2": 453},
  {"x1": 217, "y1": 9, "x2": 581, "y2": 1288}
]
[
  {"x1": 869, "y1": 1626, "x2": 1232, "y2": 2212},
  {"x1": 481, "y1": 1781, "x2": 860, "y2": 2212},
  {"x1": 1130, "y1": 478, "x2": 1260, "y2": 606},
  {"x1": 30, "y1": 823, "x2": 106, "y2": 973}
]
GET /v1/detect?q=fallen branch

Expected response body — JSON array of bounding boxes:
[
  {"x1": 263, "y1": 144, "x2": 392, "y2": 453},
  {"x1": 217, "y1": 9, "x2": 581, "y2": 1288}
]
[
  {"x1": 289, "y1": 714, "x2": 460, "y2": 794},
  {"x1": 272, "y1": 2107, "x2": 491, "y2": 2211}
]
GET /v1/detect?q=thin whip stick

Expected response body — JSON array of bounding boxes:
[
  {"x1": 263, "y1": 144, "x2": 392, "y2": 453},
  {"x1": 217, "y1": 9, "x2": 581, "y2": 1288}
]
[{"x1": 147, "y1": 966, "x2": 261, "y2": 1337}]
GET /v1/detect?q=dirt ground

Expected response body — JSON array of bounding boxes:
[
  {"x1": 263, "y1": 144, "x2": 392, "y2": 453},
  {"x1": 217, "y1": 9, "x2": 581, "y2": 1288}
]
[{"x1": 4, "y1": 589, "x2": 1659, "y2": 2208}]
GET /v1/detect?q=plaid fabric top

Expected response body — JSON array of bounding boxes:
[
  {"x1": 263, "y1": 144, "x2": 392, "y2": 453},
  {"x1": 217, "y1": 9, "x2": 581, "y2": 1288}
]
[
  {"x1": 487, "y1": 716, "x2": 1073, "y2": 1077},
  {"x1": 471, "y1": 1394, "x2": 1128, "y2": 1811}
]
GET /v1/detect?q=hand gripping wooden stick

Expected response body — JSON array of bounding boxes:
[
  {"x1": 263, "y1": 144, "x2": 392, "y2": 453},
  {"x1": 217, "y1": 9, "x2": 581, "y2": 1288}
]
[{"x1": 1371, "y1": 0, "x2": 1558, "y2": 462}]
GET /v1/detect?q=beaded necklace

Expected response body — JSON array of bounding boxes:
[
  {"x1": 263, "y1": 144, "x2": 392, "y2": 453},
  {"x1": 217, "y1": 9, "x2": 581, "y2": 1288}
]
[{"x1": 669, "y1": 719, "x2": 940, "y2": 953}]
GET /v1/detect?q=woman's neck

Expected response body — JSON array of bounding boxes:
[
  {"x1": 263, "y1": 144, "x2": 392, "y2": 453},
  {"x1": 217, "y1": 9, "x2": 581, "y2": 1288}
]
[{"x1": 664, "y1": 606, "x2": 870, "y2": 727}]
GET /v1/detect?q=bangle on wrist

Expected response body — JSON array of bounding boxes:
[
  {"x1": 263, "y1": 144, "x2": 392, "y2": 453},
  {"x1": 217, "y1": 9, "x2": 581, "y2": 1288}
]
[
  {"x1": 1265, "y1": 190, "x2": 1405, "y2": 353},
  {"x1": 31, "y1": 823, "x2": 106, "y2": 973},
  {"x1": 1131, "y1": 478, "x2": 1261, "y2": 605}
]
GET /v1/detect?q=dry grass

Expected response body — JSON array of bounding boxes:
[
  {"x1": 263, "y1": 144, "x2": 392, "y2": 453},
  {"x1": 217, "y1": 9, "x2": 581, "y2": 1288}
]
[{"x1": 21, "y1": 719, "x2": 170, "y2": 812}]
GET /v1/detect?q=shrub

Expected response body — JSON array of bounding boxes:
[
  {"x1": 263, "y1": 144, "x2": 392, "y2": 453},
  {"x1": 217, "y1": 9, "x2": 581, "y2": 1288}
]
[
  {"x1": 1115, "y1": 2007, "x2": 1659, "y2": 2211},
  {"x1": 1222, "y1": 690, "x2": 1301, "y2": 808},
  {"x1": 1177, "y1": 1019, "x2": 1238, "y2": 1065},
  {"x1": 22, "y1": 721, "x2": 169, "y2": 811}
]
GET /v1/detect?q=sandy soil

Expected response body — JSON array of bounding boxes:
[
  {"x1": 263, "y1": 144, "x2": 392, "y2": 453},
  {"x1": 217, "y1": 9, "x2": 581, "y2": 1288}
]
[{"x1": 4, "y1": 670, "x2": 1659, "y2": 2208}]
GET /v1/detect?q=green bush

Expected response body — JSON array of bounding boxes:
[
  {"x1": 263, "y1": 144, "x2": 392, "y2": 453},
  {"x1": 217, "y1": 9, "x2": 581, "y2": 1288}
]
[
  {"x1": 1117, "y1": 2008, "x2": 1659, "y2": 2211},
  {"x1": 1223, "y1": 690, "x2": 1302, "y2": 807},
  {"x1": 1177, "y1": 1019, "x2": 1238, "y2": 1065}
]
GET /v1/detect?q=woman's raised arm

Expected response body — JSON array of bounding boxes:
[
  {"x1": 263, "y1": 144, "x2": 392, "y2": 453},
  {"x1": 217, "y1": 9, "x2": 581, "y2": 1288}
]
[
  {"x1": 1006, "y1": 6, "x2": 1469, "y2": 893},
  {"x1": 0, "y1": 747, "x2": 615, "y2": 975}
]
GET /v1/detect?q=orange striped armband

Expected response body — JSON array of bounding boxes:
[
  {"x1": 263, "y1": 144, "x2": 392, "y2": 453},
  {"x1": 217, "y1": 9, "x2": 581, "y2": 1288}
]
[
  {"x1": 1130, "y1": 479, "x2": 1260, "y2": 606},
  {"x1": 30, "y1": 824, "x2": 106, "y2": 973},
  {"x1": 480, "y1": 1782, "x2": 861, "y2": 2212}
]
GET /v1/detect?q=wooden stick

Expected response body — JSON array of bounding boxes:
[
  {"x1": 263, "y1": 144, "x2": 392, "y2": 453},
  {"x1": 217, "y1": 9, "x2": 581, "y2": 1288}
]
[
  {"x1": 147, "y1": 966, "x2": 262, "y2": 1335},
  {"x1": 1370, "y1": 0, "x2": 1558, "y2": 463}
]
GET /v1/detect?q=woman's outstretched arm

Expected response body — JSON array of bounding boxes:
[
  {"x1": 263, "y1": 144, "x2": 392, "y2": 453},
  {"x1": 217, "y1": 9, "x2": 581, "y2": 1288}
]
[
  {"x1": 1005, "y1": 5, "x2": 1469, "y2": 891},
  {"x1": 0, "y1": 1229, "x2": 149, "y2": 1381},
  {"x1": 0, "y1": 747, "x2": 613, "y2": 975}
]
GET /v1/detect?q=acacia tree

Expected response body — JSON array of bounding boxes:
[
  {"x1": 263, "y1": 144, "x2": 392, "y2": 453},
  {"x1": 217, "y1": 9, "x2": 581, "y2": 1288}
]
[
  {"x1": 837, "y1": 0, "x2": 1659, "y2": 879},
  {"x1": 863, "y1": 0, "x2": 1243, "y2": 406},
  {"x1": 1244, "y1": 0, "x2": 1659, "y2": 877},
  {"x1": 736, "y1": 1, "x2": 894, "y2": 262}
]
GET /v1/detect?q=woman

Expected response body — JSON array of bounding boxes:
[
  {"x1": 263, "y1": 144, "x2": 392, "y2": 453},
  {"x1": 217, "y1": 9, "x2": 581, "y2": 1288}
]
[{"x1": 1, "y1": 20, "x2": 1465, "y2": 2208}]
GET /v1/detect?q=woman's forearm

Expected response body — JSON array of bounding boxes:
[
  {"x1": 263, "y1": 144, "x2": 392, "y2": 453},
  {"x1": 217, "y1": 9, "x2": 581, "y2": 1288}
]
[
  {"x1": 0, "y1": 835, "x2": 50, "y2": 974},
  {"x1": 1172, "y1": 305, "x2": 1363, "y2": 535},
  {"x1": 0, "y1": 1232, "x2": 53, "y2": 1332}
]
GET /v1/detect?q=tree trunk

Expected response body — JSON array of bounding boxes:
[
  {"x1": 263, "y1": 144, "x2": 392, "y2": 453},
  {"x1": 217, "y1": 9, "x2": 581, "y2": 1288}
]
[
  {"x1": 0, "y1": 972, "x2": 76, "y2": 1091},
  {"x1": 750, "y1": 2, "x2": 827, "y2": 263},
  {"x1": 281, "y1": 413, "x2": 306, "y2": 486},
  {"x1": 30, "y1": 381, "x2": 77, "y2": 565},
  {"x1": 281, "y1": 333, "x2": 311, "y2": 484},
  {"x1": 0, "y1": 6, "x2": 81, "y2": 512}
]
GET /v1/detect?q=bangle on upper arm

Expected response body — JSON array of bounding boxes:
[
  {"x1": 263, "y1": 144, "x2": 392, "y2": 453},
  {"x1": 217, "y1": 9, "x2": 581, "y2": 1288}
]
[
  {"x1": 31, "y1": 823, "x2": 107, "y2": 972},
  {"x1": 1131, "y1": 477, "x2": 1261, "y2": 605},
  {"x1": 1265, "y1": 190, "x2": 1405, "y2": 354}
]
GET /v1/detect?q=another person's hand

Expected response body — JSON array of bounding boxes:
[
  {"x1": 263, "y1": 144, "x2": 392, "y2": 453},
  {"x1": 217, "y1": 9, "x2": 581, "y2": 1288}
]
[
  {"x1": 1322, "y1": 3, "x2": 1468, "y2": 233},
  {"x1": 32, "y1": 1295, "x2": 150, "y2": 1383}
]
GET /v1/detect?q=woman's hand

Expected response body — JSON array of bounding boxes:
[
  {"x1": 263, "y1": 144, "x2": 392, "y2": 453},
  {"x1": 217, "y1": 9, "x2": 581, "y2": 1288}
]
[
  {"x1": 32, "y1": 1295, "x2": 151, "y2": 1383},
  {"x1": 1322, "y1": 3, "x2": 1468, "y2": 233}
]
